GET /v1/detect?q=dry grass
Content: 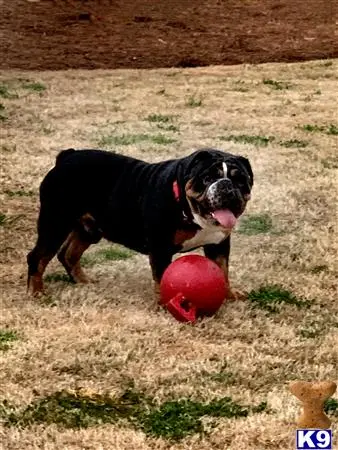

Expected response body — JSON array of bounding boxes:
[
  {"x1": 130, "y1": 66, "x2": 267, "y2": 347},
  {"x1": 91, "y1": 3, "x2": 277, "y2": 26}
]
[{"x1": 0, "y1": 60, "x2": 337, "y2": 449}]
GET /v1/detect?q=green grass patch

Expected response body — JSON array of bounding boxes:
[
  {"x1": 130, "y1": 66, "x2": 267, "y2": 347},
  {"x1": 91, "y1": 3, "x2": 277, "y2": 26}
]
[
  {"x1": 321, "y1": 157, "x2": 338, "y2": 169},
  {"x1": 4, "y1": 189, "x2": 34, "y2": 197},
  {"x1": 238, "y1": 213, "x2": 273, "y2": 235},
  {"x1": 200, "y1": 362, "x2": 235, "y2": 384},
  {"x1": 327, "y1": 124, "x2": 338, "y2": 135},
  {"x1": 0, "y1": 84, "x2": 10, "y2": 98},
  {"x1": 98, "y1": 133, "x2": 176, "y2": 147},
  {"x1": 145, "y1": 114, "x2": 174, "y2": 123},
  {"x1": 248, "y1": 285, "x2": 312, "y2": 313},
  {"x1": 0, "y1": 213, "x2": 23, "y2": 227},
  {"x1": 298, "y1": 316, "x2": 338, "y2": 339},
  {"x1": 263, "y1": 79, "x2": 291, "y2": 90},
  {"x1": 279, "y1": 139, "x2": 308, "y2": 148},
  {"x1": 44, "y1": 273, "x2": 71, "y2": 283},
  {"x1": 0, "y1": 103, "x2": 7, "y2": 121},
  {"x1": 22, "y1": 82, "x2": 46, "y2": 93},
  {"x1": 298, "y1": 323, "x2": 322, "y2": 339},
  {"x1": 0, "y1": 83, "x2": 18, "y2": 99},
  {"x1": 150, "y1": 134, "x2": 177, "y2": 145},
  {"x1": 301, "y1": 124, "x2": 325, "y2": 133},
  {"x1": 42, "y1": 125, "x2": 55, "y2": 135},
  {"x1": 324, "y1": 398, "x2": 338, "y2": 417},
  {"x1": 97, "y1": 246, "x2": 135, "y2": 261},
  {"x1": 219, "y1": 134, "x2": 273, "y2": 147},
  {"x1": 231, "y1": 80, "x2": 250, "y2": 92},
  {"x1": 0, "y1": 144, "x2": 16, "y2": 153},
  {"x1": 79, "y1": 254, "x2": 96, "y2": 268},
  {"x1": 81, "y1": 245, "x2": 136, "y2": 267},
  {"x1": 142, "y1": 397, "x2": 260, "y2": 440},
  {"x1": 2, "y1": 389, "x2": 150, "y2": 429},
  {"x1": 186, "y1": 96, "x2": 202, "y2": 107},
  {"x1": 156, "y1": 123, "x2": 180, "y2": 132},
  {"x1": 1, "y1": 388, "x2": 267, "y2": 440},
  {"x1": 0, "y1": 213, "x2": 8, "y2": 226},
  {"x1": 299, "y1": 123, "x2": 338, "y2": 135},
  {"x1": 0, "y1": 329, "x2": 19, "y2": 351}
]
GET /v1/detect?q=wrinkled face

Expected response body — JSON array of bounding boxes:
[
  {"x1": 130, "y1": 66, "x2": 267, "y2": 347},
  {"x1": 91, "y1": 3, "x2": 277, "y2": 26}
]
[{"x1": 184, "y1": 149, "x2": 253, "y2": 230}]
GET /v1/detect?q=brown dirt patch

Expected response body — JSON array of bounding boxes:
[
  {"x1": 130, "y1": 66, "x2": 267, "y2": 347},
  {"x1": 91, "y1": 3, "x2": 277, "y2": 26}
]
[{"x1": 1, "y1": 0, "x2": 337, "y2": 71}]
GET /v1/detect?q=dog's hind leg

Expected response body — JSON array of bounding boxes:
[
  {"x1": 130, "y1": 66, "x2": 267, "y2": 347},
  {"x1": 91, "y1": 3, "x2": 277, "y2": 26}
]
[
  {"x1": 27, "y1": 209, "x2": 72, "y2": 296},
  {"x1": 57, "y1": 231, "x2": 91, "y2": 283},
  {"x1": 57, "y1": 213, "x2": 102, "y2": 283}
]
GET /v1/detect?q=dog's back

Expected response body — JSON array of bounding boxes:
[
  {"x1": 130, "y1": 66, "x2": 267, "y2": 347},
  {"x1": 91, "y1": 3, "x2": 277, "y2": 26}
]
[{"x1": 43, "y1": 149, "x2": 149, "y2": 205}]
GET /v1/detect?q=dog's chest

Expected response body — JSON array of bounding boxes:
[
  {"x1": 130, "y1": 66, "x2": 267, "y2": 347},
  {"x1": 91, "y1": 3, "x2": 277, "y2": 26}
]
[{"x1": 175, "y1": 224, "x2": 227, "y2": 252}]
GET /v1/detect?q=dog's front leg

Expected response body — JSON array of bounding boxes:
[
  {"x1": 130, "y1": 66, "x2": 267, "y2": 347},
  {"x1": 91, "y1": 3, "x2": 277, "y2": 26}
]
[
  {"x1": 204, "y1": 237, "x2": 246, "y2": 301},
  {"x1": 149, "y1": 248, "x2": 173, "y2": 298}
]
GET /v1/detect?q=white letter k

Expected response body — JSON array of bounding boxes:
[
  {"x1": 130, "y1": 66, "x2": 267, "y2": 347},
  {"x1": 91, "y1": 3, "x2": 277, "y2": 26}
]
[{"x1": 298, "y1": 430, "x2": 315, "y2": 448}]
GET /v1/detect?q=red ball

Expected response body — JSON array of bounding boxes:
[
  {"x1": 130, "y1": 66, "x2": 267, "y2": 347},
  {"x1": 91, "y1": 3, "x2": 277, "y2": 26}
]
[{"x1": 159, "y1": 255, "x2": 229, "y2": 323}]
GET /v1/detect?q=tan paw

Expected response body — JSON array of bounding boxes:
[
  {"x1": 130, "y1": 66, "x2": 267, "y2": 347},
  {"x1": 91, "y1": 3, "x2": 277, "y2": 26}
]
[
  {"x1": 27, "y1": 275, "x2": 45, "y2": 297},
  {"x1": 153, "y1": 281, "x2": 161, "y2": 298},
  {"x1": 227, "y1": 287, "x2": 247, "y2": 301}
]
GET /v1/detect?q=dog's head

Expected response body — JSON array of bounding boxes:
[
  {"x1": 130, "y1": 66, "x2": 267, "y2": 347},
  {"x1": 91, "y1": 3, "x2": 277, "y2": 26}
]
[{"x1": 179, "y1": 149, "x2": 253, "y2": 230}]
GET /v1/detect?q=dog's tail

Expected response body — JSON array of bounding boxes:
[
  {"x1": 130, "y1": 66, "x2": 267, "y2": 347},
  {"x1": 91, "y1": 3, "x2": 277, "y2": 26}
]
[{"x1": 55, "y1": 148, "x2": 76, "y2": 166}]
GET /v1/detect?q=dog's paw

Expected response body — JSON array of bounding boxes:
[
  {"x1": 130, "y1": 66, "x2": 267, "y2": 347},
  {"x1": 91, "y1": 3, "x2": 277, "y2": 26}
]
[
  {"x1": 28, "y1": 290, "x2": 45, "y2": 299},
  {"x1": 27, "y1": 275, "x2": 45, "y2": 297},
  {"x1": 152, "y1": 282, "x2": 163, "y2": 311},
  {"x1": 227, "y1": 287, "x2": 247, "y2": 301},
  {"x1": 153, "y1": 281, "x2": 161, "y2": 297}
]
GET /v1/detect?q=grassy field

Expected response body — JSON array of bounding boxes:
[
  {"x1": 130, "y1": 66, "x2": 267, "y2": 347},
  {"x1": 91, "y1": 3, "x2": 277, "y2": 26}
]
[{"x1": 0, "y1": 60, "x2": 337, "y2": 449}]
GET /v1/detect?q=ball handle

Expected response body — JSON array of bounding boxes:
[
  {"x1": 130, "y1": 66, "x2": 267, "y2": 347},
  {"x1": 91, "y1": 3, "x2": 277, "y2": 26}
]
[{"x1": 165, "y1": 292, "x2": 197, "y2": 323}]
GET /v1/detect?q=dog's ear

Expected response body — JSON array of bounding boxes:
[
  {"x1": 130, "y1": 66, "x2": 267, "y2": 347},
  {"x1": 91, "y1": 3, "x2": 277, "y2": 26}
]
[
  {"x1": 186, "y1": 149, "x2": 213, "y2": 165},
  {"x1": 183, "y1": 149, "x2": 216, "y2": 176},
  {"x1": 175, "y1": 150, "x2": 210, "y2": 196},
  {"x1": 175, "y1": 151, "x2": 212, "y2": 194},
  {"x1": 238, "y1": 156, "x2": 253, "y2": 185}
]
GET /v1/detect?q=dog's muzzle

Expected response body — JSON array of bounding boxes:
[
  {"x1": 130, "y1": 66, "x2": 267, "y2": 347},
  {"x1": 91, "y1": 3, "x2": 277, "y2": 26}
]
[{"x1": 206, "y1": 179, "x2": 244, "y2": 216}]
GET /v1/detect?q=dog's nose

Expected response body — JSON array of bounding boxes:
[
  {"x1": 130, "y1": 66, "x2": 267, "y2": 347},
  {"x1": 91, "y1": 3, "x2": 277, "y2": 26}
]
[
  {"x1": 207, "y1": 179, "x2": 235, "y2": 201},
  {"x1": 215, "y1": 178, "x2": 232, "y2": 191},
  {"x1": 207, "y1": 178, "x2": 236, "y2": 207}
]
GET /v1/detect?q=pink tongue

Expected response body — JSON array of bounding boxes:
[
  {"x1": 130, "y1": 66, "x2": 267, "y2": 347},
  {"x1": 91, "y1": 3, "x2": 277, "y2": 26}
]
[{"x1": 212, "y1": 209, "x2": 237, "y2": 229}]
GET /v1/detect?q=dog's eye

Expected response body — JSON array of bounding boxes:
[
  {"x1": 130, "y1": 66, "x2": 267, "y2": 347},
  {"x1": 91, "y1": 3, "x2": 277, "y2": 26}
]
[{"x1": 230, "y1": 170, "x2": 244, "y2": 184}]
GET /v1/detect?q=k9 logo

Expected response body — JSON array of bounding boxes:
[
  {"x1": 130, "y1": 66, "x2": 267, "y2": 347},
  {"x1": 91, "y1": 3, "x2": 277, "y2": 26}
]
[{"x1": 296, "y1": 429, "x2": 332, "y2": 450}]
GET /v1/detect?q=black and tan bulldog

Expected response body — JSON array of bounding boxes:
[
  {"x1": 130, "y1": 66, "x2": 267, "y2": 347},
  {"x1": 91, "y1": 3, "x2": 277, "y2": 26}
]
[{"x1": 27, "y1": 148, "x2": 253, "y2": 297}]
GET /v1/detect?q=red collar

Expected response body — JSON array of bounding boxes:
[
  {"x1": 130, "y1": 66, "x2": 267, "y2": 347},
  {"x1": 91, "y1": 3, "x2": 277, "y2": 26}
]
[
  {"x1": 173, "y1": 180, "x2": 180, "y2": 202},
  {"x1": 173, "y1": 180, "x2": 194, "y2": 224}
]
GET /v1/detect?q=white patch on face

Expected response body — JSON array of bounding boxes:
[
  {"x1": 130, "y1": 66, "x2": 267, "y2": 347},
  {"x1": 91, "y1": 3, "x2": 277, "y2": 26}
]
[
  {"x1": 222, "y1": 162, "x2": 228, "y2": 178},
  {"x1": 206, "y1": 180, "x2": 218, "y2": 199},
  {"x1": 206, "y1": 162, "x2": 230, "y2": 204},
  {"x1": 180, "y1": 212, "x2": 230, "y2": 252}
]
